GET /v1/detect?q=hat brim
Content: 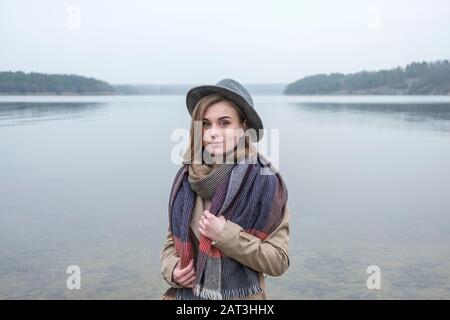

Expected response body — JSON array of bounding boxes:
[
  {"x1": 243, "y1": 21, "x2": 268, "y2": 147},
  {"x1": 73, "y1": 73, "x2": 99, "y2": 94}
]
[{"x1": 186, "y1": 85, "x2": 264, "y2": 142}]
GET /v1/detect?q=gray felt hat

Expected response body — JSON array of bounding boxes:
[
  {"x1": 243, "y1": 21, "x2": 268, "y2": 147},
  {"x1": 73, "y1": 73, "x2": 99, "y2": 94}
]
[{"x1": 186, "y1": 78, "x2": 264, "y2": 142}]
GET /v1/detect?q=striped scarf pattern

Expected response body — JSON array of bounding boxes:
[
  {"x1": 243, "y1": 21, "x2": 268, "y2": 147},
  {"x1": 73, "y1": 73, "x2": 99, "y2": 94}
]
[{"x1": 165, "y1": 152, "x2": 288, "y2": 300}]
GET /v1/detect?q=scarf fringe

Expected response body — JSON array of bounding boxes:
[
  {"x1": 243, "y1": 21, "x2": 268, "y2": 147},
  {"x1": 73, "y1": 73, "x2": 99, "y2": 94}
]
[
  {"x1": 199, "y1": 288, "x2": 223, "y2": 300},
  {"x1": 194, "y1": 283, "x2": 263, "y2": 300}
]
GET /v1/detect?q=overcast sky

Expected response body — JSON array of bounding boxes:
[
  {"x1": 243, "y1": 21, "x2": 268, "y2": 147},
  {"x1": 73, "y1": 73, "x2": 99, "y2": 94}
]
[{"x1": 1, "y1": 0, "x2": 450, "y2": 84}]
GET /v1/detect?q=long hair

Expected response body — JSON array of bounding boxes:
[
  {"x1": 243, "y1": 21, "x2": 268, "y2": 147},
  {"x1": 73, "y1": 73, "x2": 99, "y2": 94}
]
[{"x1": 182, "y1": 94, "x2": 257, "y2": 165}]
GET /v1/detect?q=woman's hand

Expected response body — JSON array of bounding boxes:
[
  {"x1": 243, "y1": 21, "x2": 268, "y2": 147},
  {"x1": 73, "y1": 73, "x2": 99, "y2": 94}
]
[
  {"x1": 198, "y1": 210, "x2": 227, "y2": 241},
  {"x1": 172, "y1": 259, "x2": 196, "y2": 288}
]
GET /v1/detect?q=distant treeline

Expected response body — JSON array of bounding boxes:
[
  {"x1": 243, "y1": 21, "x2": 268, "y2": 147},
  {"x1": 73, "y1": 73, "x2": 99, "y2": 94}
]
[
  {"x1": 3, "y1": 61, "x2": 450, "y2": 95},
  {"x1": 0, "y1": 71, "x2": 285, "y2": 95},
  {"x1": 0, "y1": 71, "x2": 115, "y2": 95},
  {"x1": 284, "y1": 60, "x2": 450, "y2": 95}
]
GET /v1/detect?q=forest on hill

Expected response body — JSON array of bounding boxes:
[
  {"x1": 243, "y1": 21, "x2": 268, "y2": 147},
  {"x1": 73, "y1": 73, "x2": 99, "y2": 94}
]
[
  {"x1": 0, "y1": 71, "x2": 115, "y2": 95},
  {"x1": 284, "y1": 60, "x2": 450, "y2": 95}
]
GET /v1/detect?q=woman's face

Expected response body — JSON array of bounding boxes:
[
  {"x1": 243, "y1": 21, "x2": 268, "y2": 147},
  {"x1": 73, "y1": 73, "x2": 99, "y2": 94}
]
[{"x1": 202, "y1": 100, "x2": 246, "y2": 157}]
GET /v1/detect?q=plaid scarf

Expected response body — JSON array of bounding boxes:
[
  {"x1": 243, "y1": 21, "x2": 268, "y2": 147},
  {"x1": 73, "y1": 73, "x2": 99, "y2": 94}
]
[{"x1": 166, "y1": 152, "x2": 288, "y2": 300}]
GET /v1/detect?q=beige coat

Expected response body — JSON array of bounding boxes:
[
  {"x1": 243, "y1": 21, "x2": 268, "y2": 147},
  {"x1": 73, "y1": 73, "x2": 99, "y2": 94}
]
[{"x1": 160, "y1": 193, "x2": 290, "y2": 299}]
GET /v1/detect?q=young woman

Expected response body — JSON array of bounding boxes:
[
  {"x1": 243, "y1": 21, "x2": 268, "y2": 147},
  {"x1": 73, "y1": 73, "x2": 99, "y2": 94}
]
[{"x1": 160, "y1": 79, "x2": 290, "y2": 300}]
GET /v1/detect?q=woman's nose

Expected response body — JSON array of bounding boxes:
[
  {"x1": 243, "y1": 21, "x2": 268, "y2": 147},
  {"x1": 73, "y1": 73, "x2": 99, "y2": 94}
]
[{"x1": 209, "y1": 124, "x2": 220, "y2": 138}]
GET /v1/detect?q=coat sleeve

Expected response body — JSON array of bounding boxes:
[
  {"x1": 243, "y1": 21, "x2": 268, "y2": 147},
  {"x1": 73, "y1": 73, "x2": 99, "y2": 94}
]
[
  {"x1": 213, "y1": 205, "x2": 290, "y2": 277},
  {"x1": 160, "y1": 229, "x2": 184, "y2": 288}
]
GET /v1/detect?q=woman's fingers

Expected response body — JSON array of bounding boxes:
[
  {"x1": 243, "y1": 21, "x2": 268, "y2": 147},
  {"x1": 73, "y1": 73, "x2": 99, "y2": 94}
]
[
  {"x1": 173, "y1": 259, "x2": 197, "y2": 287},
  {"x1": 177, "y1": 259, "x2": 195, "y2": 285},
  {"x1": 184, "y1": 274, "x2": 196, "y2": 287},
  {"x1": 198, "y1": 222, "x2": 208, "y2": 237},
  {"x1": 174, "y1": 259, "x2": 193, "y2": 283},
  {"x1": 185, "y1": 278, "x2": 195, "y2": 288},
  {"x1": 179, "y1": 268, "x2": 196, "y2": 286},
  {"x1": 204, "y1": 210, "x2": 216, "y2": 219},
  {"x1": 177, "y1": 259, "x2": 194, "y2": 277}
]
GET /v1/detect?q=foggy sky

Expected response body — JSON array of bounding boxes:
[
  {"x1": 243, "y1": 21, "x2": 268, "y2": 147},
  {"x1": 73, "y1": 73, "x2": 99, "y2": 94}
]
[{"x1": 1, "y1": 0, "x2": 450, "y2": 84}]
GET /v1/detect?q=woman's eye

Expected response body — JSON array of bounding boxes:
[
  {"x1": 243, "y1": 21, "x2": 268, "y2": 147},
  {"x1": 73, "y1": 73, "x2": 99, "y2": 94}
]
[
  {"x1": 202, "y1": 122, "x2": 210, "y2": 127},
  {"x1": 221, "y1": 122, "x2": 230, "y2": 127}
]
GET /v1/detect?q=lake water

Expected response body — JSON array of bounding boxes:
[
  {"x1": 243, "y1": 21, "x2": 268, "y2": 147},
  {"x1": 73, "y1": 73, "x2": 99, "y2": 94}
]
[{"x1": 1, "y1": 95, "x2": 450, "y2": 299}]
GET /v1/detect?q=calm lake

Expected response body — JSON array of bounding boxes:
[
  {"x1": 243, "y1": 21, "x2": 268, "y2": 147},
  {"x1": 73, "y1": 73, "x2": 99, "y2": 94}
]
[{"x1": 1, "y1": 95, "x2": 450, "y2": 299}]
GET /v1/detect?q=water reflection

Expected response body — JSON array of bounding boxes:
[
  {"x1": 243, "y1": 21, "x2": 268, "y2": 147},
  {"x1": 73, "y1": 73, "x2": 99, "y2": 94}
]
[
  {"x1": 1, "y1": 96, "x2": 449, "y2": 299},
  {"x1": 0, "y1": 102, "x2": 106, "y2": 127},
  {"x1": 290, "y1": 102, "x2": 450, "y2": 133}
]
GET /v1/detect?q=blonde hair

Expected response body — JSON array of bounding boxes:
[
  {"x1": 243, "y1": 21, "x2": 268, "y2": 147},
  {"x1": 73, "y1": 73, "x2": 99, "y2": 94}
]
[{"x1": 183, "y1": 94, "x2": 256, "y2": 165}]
